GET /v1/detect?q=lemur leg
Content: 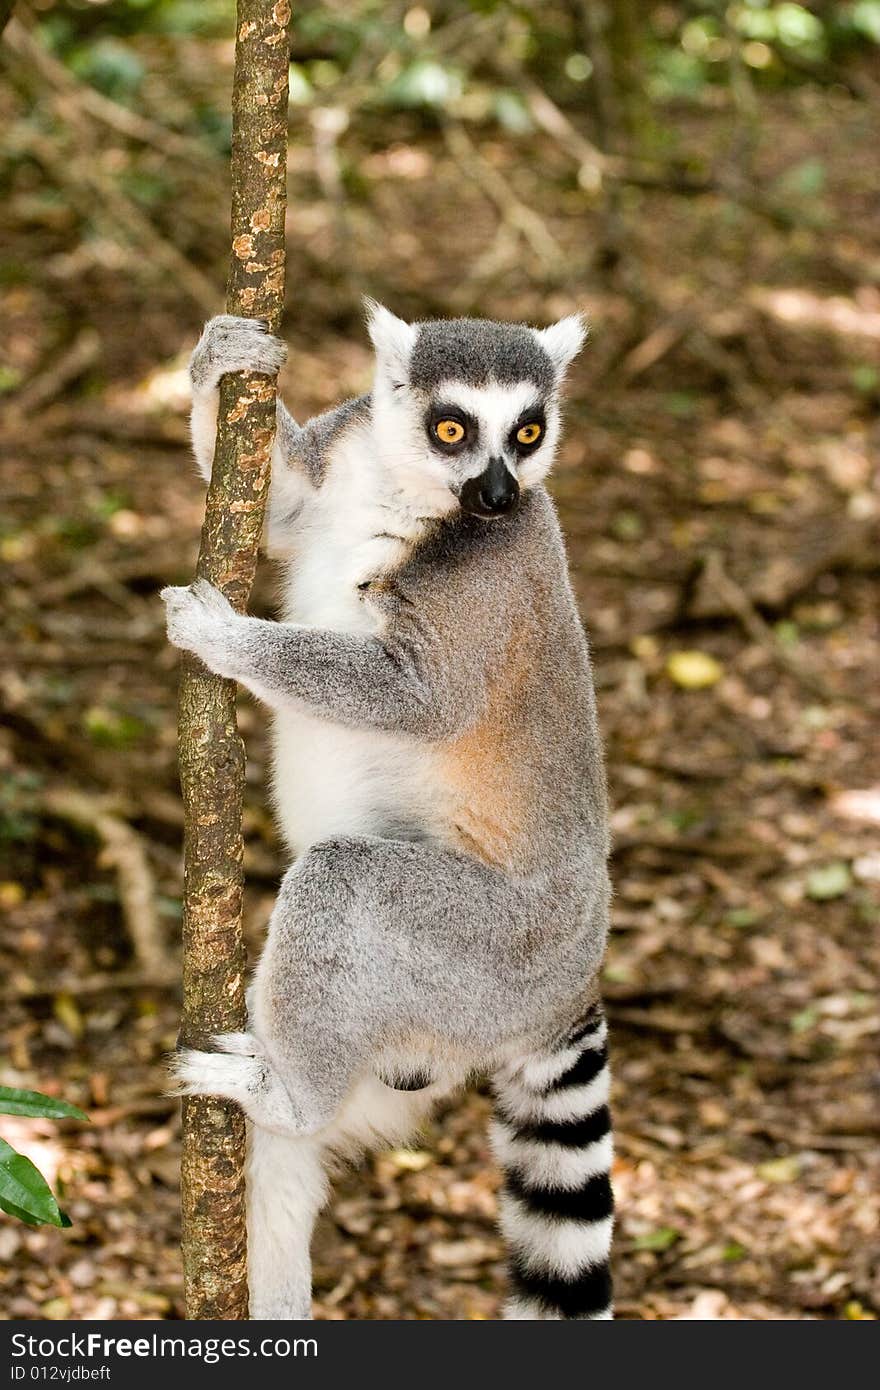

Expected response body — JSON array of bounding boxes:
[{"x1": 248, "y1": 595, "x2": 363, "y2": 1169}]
[
  {"x1": 248, "y1": 1075, "x2": 443, "y2": 1319},
  {"x1": 174, "y1": 834, "x2": 570, "y2": 1136},
  {"x1": 491, "y1": 1006, "x2": 614, "y2": 1320},
  {"x1": 247, "y1": 1126, "x2": 326, "y2": 1320},
  {"x1": 174, "y1": 836, "x2": 604, "y2": 1318}
]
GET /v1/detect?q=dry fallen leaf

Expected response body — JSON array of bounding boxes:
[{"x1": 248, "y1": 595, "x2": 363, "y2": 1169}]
[
  {"x1": 806, "y1": 862, "x2": 852, "y2": 901},
  {"x1": 757, "y1": 1156, "x2": 802, "y2": 1184},
  {"x1": 386, "y1": 1149, "x2": 434, "y2": 1172},
  {"x1": 428, "y1": 1238, "x2": 501, "y2": 1268},
  {"x1": 666, "y1": 650, "x2": 724, "y2": 689}
]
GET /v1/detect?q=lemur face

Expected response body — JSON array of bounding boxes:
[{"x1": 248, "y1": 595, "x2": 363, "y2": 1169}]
[{"x1": 366, "y1": 302, "x2": 586, "y2": 520}]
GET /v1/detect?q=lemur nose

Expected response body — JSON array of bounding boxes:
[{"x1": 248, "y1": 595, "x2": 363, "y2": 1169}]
[{"x1": 461, "y1": 456, "x2": 520, "y2": 519}]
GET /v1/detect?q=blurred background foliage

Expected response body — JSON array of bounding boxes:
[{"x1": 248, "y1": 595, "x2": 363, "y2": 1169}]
[
  {"x1": 29, "y1": 1, "x2": 880, "y2": 113},
  {"x1": 4, "y1": 0, "x2": 880, "y2": 320},
  {"x1": 3, "y1": 0, "x2": 880, "y2": 342},
  {"x1": 0, "y1": 0, "x2": 878, "y2": 1322}
]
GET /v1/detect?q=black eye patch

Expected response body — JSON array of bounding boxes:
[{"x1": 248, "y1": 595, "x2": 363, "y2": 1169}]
[
  {"x1": 425, "y1": 403, "x2": 478, "y2": 452},
  {"x1": 509, "y1": 404, "x2": 546, "y2": 451}
]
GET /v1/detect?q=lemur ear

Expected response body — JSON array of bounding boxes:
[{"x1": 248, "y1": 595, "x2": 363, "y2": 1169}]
[
  {"x1": 533, "y1": 314, "x2": 588, "y2": 379},
  {"x1": 364, "y1": 299, "x2": 416, "y2": 382}
]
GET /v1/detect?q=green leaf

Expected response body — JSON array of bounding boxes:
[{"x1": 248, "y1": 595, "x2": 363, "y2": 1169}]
[
  {"x1": 790, "y1": 1006, "x2": 819, "y2": 1033},
  {"x1": 774, "y1": 620, "x2": 800, "y2": 648},
  {"x1": 775, "y1": 4, "x2": 824, "y2": 52},
  {"x1": 0, "y1": 1193, "x2": 71, "y2": 1229},
  {"x1": 806, "y1": 862, "x2": 852, "y2": 901},
  {"x1": 0, "y1": 366, "x2": 23, "y2": 395},
  {"x1": 726, "y1": 907, "x2": 761, "y2": 928},
  {"x1": 494, "y1": 90, "x2": 533, "y2": 136},
  {"x1": 288, "y1": 64, "x2": 314, "y2": 107},
  {"x1": 68, "y1": 39, "x2": 145, "y2": 99},
  {"x1": 776, "y1": 158, "x2": 826, "y2": 199},
  {"x1": 851, "y1": 364, "x2": 879, "y2": 395},
  {"x1": 661, "y1": 390, "x2": 699, "y2": 417},
  {"x1": 853, "y1": 1, "x2": 880, "y2": 44},
  {"x1": 0, "y1": 1138, "x2": 69, "y2": 1227},
  {"x1": 0, "y1": 1086, "x2": 88, "y2": 1122},
  {"x1": 844, "y1": 1300, "x2": 878, "y2": 1320},
  {"x1": 82, "y1": 705, "x2": 145, "y2": 748},
  {"x1": 0, "y1": 1194, "x2": 42, "y2": 1226},
  {"x1": 611, "y1": 511, "x2": 645, "y2": 541},
  {"x1": 384, "y1": 60, "x2": 462, "y2": 110},
  {"x1": 634, "y1": 1226, "x2": 680, "y2": 1252}
]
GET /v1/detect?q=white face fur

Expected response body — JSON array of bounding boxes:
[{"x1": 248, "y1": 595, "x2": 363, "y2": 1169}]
[{"x1": 365, "y1": 303, "x2": 586, "y2": 521}]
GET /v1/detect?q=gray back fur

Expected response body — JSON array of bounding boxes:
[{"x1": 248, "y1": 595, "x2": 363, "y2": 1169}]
[{"x1": 288, "y1": 393, "x2": 372, "y2": 486}]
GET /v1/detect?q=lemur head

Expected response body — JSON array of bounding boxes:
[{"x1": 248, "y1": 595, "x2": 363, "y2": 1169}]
[{"x1": 365, "y1": 301, "x2": 586, "y2": 520}]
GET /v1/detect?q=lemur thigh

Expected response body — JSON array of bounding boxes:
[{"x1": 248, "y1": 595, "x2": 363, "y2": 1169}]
[{"x1": 178, "y1": 834, "x2": 572, "y2": 1136}]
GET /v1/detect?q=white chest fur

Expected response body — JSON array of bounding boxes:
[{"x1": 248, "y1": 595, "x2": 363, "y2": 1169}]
[{"x1": 271, "y1": 427, "x2": 434, "y2": 857}]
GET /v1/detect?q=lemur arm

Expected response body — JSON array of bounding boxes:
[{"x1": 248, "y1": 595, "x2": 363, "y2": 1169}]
[
  {"x1": 189, "y1": 316, "x2": 309, "y2": 557},
  {"x1": 189, "y1": 316, "x2": 292, "y2": 478},
  {"x1": 161, "y1": 580, "x2": 495, "y2": 740}
]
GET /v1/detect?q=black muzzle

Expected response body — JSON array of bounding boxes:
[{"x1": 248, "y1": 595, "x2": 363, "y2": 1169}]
[{"x1": 459, "y1": 456, "x2": 520, "y2": 519}]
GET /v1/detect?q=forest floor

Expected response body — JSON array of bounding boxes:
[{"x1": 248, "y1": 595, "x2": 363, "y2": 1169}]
[{"x1": 1, "y1": 40, "x2": 878, "y2": 1319}]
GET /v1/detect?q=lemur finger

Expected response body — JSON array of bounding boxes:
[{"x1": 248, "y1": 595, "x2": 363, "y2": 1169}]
[
  {"x1": 211, "y1": 1031, "x2": 259, "y2": 1056},
  {"x1": 172, "y1": 1046, "x2": 263, "y2": 1102},
  {"x1": 172, "y1": 1044, "x2": 314, "y2": 1137},
  {"x1": 160, "y1": 581, "x2": 237, "y2": 659},
  {"x1": 160, "y1": 580, "x2": 233, "y2": 618},
  {"x1": 189, "y1": 577, "x2": 236, "y2": 616},
  {"x1": 189, "y1": 315, "x2": 287, "y2": 393},
  {"x1": 159, "y1": 584, "x2": 193, "y2": 620}
]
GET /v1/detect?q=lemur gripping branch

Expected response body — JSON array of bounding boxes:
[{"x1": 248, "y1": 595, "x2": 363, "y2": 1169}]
[{"x1": 162, "y1": 304, "x2": 614, "y2": 1320}]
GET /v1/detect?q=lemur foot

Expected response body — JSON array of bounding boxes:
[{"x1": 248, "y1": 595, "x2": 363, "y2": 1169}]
[
  {"x1": 189, "y1": 315, "x2": 287, "y2": 395},
  {"x1": 172, "y1": 1033, "x2": 319, "y2": 1138},
  {"x1": 160, "y1": 579, "x2": 241, "y2": 677}
]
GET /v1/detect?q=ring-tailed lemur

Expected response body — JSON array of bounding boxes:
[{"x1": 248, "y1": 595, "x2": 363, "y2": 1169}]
[{"x1": 162, "y1": 302, "x2": 614, "y2": 1321}]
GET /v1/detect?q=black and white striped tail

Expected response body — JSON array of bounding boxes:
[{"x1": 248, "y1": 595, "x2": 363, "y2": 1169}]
[{"x1": 491, "y1": 1007, "x2": 614, "y2": 1320}]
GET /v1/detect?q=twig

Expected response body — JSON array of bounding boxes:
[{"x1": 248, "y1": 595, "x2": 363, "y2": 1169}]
[
  {"x1": 1, "y1": 55, "x2": 218, "y2": 315},
  {"x1": 3, "y1": 967, "x2": 177, "y2": 1004},
  {"x1": 699, "y1": 550, "x2": 835, "y2": 701},
  {"x1": 6, "y1": 119, "x2": 218, "y2": 316},
  {"x1": 609, "y1": 1006, "x2": 705, "y2": 1034},
  {"x1": 616, "y1": 309, "x2": 695, "y2": 383},
  {"x1": 442, "y1": 121, "x2": 564, "y2": 271},
  {"x1": 41, "y1": 788, "x2": 168, "y2": 980},
  {"x1": 3, "y1": 643, "x2": 146, "y2": 667},
  {"x1": 612, "y1": 832, "x2": 776, "y2": 865},
  {"x1": 689, "y1": 520, "x2": 878, "y2": 618},
  {"x1": 516, "y1": 77, "x2": 606, "y2": 190},
  {"x1": 5, "y1": 17, "x2": 216, "y2": 165},
  {"x1": 8, "y1": 328, "x2": 100, "y2": 416}
]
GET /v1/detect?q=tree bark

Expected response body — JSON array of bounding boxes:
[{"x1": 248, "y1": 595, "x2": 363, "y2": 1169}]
[{"x1": 177, "y1": 0, "x2": 289, "y2": 1321}]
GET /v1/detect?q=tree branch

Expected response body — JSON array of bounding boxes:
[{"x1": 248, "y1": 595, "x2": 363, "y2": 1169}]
[{"x1": 177, "y1": 0, "x2": 290, "y2": 1322}]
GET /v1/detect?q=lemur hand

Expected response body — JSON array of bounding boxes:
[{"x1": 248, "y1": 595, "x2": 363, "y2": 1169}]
[
  {"x1": 161, "y1": 579, "x2": 242, "y2": 678},
  {"x1": 189, "y1": 315, "x2": 287, "y2": 396}
]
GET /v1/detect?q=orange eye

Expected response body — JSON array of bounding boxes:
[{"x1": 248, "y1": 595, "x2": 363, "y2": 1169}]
[
  {"x1": 435, "y1": 419, "x2": 465, "y2": 445},
  {"x1": 516, "y1": 422, "x2": 542, "y2": 446}
]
